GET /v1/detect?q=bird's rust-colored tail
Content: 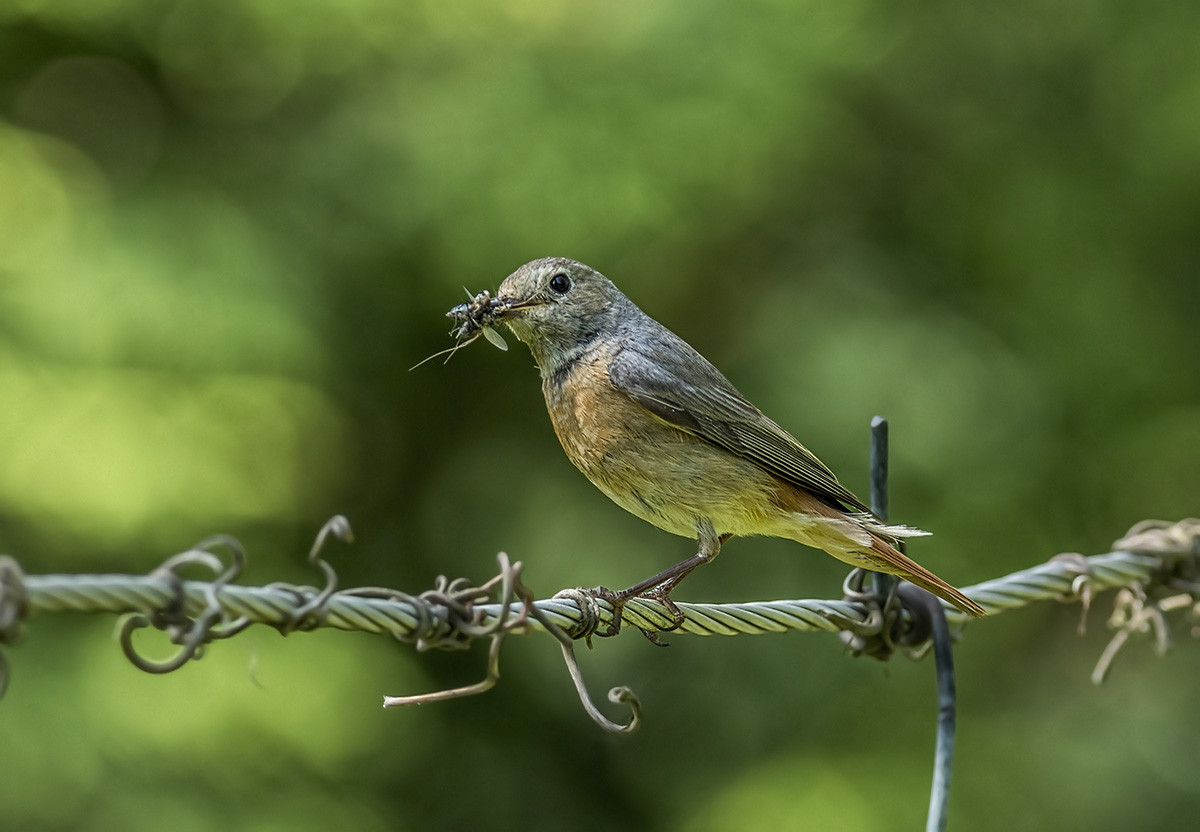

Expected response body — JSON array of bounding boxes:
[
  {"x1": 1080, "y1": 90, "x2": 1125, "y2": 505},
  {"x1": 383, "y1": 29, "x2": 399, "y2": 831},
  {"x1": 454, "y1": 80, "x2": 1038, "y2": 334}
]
[
  {"x1": 867, "y1": 535, "x2": 986, "y2": 618},
  {"x1": 772, "y1": 483, "x2": 985, "y2": 617}
]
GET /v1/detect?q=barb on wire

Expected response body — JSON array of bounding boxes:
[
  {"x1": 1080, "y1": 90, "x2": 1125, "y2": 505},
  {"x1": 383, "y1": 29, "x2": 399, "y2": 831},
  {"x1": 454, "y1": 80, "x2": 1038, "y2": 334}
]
[
  {"x1": 545, "y1": 587, "x2": 642, "y2": 733},
  {"x1": 1090, "y1": 577, "x2": 1196, "y2": 684},
  {"x1": 274, "y1": 514, "x2": 354, "y2": 635},
  {"x1": 117, "y1": 535, "x2": 252, "y2": 674},
  {"x1": 380, "y1": 552, "x2": 530, "y2": 706},
  {"x1": 1050, "y1": 552, "x2": 1094, "y2": 635},
  {"x1": 379, "y1": 553, "x2": 640, "y2": 733}
]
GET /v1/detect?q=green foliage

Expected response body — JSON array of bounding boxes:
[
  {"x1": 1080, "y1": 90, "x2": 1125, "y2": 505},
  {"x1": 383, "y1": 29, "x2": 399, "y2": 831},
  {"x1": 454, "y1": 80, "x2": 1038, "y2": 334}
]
[{"x1": 1, "y1": 1, "x2": 1197, "y2": 830}]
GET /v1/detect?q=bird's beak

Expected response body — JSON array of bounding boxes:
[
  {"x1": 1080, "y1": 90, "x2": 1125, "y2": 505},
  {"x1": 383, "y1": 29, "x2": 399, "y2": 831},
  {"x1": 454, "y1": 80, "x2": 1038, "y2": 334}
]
[{"x1": 492, "y1": 296, "x2": 544, "y2": 318}]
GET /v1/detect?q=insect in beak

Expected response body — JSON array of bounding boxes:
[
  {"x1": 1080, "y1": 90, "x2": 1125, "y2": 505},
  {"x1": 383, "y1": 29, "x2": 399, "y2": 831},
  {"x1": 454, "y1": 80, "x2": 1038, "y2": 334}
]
[{"x1": 411, "y1": 289, "x2": 517, "y2": 370}]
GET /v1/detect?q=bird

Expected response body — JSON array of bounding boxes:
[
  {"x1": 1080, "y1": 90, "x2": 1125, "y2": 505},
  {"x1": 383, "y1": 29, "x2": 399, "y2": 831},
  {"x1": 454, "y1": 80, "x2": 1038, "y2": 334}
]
[{"x1": 458, "y1": 256, "x2": 985, "y2": 621}]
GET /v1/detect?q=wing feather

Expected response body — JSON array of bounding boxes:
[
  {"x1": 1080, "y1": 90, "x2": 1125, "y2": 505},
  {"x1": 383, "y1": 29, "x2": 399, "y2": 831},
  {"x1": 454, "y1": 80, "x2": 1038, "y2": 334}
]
[{"x1": 607, "y1": 337, "x2": 871, "y2": 514}]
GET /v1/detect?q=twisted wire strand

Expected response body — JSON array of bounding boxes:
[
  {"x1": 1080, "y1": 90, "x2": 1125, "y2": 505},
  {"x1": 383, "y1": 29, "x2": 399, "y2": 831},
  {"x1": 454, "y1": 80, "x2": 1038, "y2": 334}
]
[
  {"x1": 4, "y1": 518, "x2": 1197, "y2": 732},
  {"x1": 16, "y1": 529, "x2": 1195, "y2": 641}
]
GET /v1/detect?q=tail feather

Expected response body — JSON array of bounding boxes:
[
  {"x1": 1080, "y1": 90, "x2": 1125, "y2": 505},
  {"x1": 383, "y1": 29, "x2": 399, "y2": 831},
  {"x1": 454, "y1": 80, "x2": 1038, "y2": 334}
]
[
  {"x1": 867, "y1": 535, "x2": 986, "y2": 618},
  {"x1": 850, "y1": 512, "x2": 933, "y2": 540},
  {"x1": 773, "y1": 486, "x2": 984, "y2": 618}
]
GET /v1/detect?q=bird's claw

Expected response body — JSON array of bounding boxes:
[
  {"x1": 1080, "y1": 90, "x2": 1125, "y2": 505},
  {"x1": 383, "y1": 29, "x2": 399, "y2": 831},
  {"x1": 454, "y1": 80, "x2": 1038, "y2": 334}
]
[
  {"x1": 577, "y1": 581, "x2": 685, "y2": 646},
  {"x1": 639, "y1": 583, "x2": 686, "y2": 634}
]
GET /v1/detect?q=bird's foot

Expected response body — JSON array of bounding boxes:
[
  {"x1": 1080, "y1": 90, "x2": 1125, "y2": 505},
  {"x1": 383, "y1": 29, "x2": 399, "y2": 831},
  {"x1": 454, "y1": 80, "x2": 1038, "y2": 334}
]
[
  {"x1": 573, "y1": 581, "x2": 686, "y2": 646},
  {"x1": 578, "y1": 543, "x2": 714, "y2": 645},
  {"x1": 611, "y1": 580, "x2": 688, "y2": 645},
  {"x1": 636, "y1": 582, "x2": 686, "y2": 632}
]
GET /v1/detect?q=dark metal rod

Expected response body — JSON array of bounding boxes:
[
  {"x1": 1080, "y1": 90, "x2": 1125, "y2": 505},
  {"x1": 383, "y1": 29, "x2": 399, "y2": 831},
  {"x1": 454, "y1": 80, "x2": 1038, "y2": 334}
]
[
  {"x1": 869, "y1": 416, "x2": 896, "y2": 598},
  {"x1": 924, "y1": 593, "x2": 957, "y2": 832},
  {"x1": 868, "y1": 415, "x2": 957, "y2": 832},
  {"x1": 869, "y1": 415, "x2": 890, "y2": 520}
]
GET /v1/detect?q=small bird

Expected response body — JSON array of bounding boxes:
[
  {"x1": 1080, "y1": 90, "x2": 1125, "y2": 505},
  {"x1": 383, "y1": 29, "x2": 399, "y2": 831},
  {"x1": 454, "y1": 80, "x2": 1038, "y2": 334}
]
[{"x1": 457, "y1": 257, "x2": 985, "y2": 620}]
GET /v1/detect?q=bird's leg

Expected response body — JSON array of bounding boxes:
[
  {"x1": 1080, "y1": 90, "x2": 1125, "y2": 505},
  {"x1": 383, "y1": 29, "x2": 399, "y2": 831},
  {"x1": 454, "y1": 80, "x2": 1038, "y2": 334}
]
[
  {"x1": 591, "y1": 520, "x2": 728, "y2": 643},
  {"x1": 617, "y1": 519, "x2": 724, "y2": 600}
]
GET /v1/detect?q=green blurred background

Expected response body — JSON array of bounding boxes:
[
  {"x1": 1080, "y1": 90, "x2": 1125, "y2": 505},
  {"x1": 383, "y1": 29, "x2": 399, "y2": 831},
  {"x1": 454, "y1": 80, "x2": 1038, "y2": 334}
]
[{"x1": 1, "y1": 0, "x2": 1197, "y2": 829}]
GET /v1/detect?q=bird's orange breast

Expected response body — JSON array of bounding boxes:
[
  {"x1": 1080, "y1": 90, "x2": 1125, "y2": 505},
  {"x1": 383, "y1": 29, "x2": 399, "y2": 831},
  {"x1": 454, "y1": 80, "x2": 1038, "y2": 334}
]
[{"x1": 540, "y1": 349, "x2": 784, "y2": 540}]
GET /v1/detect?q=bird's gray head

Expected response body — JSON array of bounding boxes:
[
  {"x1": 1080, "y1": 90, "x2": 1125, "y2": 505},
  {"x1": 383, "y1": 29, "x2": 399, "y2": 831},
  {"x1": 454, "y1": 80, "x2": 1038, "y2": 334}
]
[{"x1": 495, "y1": 257, "x2": 627, "y2": 370}]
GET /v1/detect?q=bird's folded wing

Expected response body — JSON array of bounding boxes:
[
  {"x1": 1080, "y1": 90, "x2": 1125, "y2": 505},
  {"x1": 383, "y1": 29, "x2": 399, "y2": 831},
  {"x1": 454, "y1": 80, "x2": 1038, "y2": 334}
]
[{"x1": 607, "y1": 342, "x2": 871, "y2": 514}]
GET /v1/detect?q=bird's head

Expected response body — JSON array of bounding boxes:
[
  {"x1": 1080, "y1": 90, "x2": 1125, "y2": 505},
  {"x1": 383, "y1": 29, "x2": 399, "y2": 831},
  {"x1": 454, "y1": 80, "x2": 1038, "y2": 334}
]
[{"x1": 493, "y1": 257, "x2": 625, "y2": 369}]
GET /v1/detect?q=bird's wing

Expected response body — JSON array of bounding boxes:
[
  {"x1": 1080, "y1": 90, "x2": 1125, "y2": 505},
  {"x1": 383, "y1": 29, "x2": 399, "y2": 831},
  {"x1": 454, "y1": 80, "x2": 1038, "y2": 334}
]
[{"x1": 607, "y1": 338, "x2": 871, "y2": 514}]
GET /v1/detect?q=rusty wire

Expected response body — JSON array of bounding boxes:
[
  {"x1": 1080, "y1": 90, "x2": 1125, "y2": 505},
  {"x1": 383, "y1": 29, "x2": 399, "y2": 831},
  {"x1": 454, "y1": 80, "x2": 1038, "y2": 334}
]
[{"x1": 0, "y1": 517, "x2": 1197, "y2": 732}]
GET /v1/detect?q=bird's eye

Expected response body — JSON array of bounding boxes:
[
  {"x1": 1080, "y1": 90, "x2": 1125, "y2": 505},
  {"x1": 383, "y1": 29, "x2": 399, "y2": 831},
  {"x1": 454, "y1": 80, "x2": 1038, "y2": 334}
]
[{"x1": 549, "y1": 273, "x2": 572, "y2": 294}]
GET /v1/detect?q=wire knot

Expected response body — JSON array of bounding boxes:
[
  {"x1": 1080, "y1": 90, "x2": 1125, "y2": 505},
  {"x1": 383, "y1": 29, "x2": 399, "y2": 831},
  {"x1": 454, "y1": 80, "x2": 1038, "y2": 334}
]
[
  {"x1": 381, "y1": 556, "x2": 641, "y2": 733},
  {"x1": 839, "y1": 568, "x2": 937, "y2": 660},
  {"x1": 0, "y1": 556, "x2": 31, "y2": 700},
  {"x1": 551, "y1": 587, "x2": 605, "y2": 644},
  {"x1": 0, "y1": 556, "x2": 28, "y2": 646},
  {"x1": 118, "y1": 535, "x2": 251, "y2": 675},
  {"x1": 1113, "y1": 517, "x2": 1200, "y2": 558},
  {"x1": 381, "y1": 553, "x2": 537, "y2": 704},
  {"x1": 1088, "y1": 519, "x2": 1200, "y2": 683},
  {"x1": 1121, "y1": 519, "x2": 1200, "y2": 596},
  {"x1": 416, "y1": 571, "x2": 526, "y2": 650}
]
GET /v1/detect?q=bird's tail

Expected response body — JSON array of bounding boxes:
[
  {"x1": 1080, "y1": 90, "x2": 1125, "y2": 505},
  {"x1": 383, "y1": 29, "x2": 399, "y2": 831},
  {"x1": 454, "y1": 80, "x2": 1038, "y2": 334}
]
[
  {"x1": 775, "y1": 492, "x2": 984, "y2": 618},
  {"x1": 865, "y1": 534, "x2": 986, "y2": 618},
  {"x1": 849, "y1": 512, "x2": 932, "y2": 541}
]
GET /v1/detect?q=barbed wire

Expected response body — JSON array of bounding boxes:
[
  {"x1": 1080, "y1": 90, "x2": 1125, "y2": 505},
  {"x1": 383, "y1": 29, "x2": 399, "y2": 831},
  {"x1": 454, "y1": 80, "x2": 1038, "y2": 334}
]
[{"x1": 1, "y1": 517, "x2": 1197, "y2": 731}]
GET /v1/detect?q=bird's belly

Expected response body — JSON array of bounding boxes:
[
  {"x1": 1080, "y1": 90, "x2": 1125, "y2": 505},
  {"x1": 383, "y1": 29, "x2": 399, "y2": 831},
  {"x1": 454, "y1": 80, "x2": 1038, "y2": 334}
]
[
  {"x1": 588, "y1": 440, "x2": 778, "y2": 537},
  {"x1": 544, "y1": 365, "x2": 780, "y2": 539}
]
